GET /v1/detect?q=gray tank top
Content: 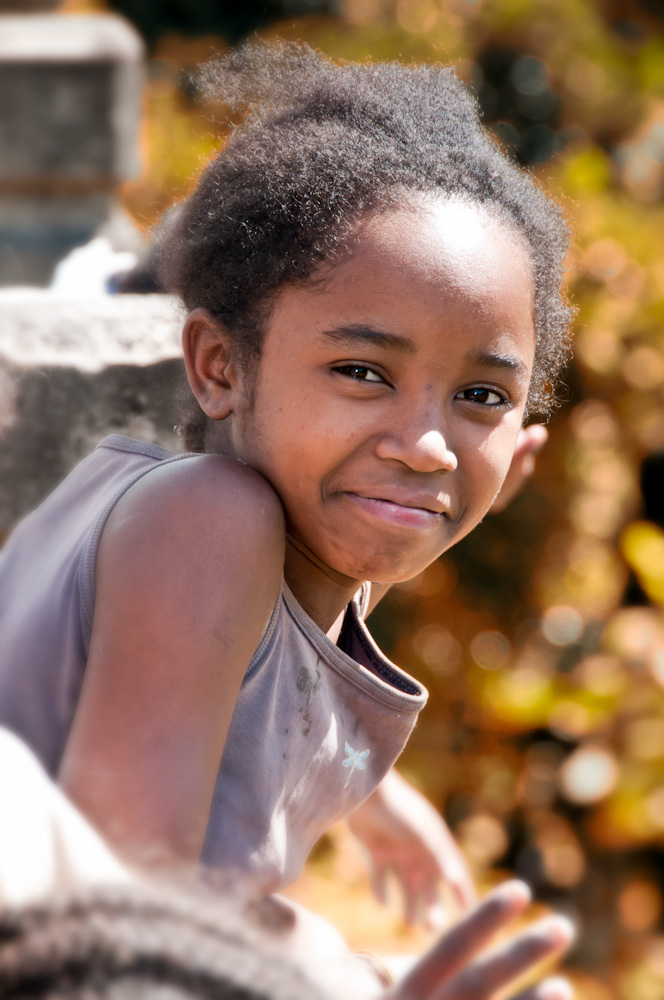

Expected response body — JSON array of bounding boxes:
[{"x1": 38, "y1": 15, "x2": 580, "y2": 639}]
[{"x1": 0, "y1": 436, "x2": 428, "y2": 897}]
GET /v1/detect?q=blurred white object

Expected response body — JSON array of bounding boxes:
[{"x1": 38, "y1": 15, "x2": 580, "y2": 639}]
[
  {"x1": 0, "y1": 727, "x2": 131, "y2": 909},
  {"x1": 50, "y1": 236, "x2": 137, "y2": 296}
]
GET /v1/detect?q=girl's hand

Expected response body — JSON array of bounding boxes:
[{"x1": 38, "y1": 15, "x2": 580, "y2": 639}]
[
  {"x1": 490, "y1": 424, "x2": 548, "y2": 513},
  {"x1": 387, "y1": 880, "x2": 574, "y2": 1000},
  {"x1": 347, "y1": 769, "x2": 476, "y2": 929}
]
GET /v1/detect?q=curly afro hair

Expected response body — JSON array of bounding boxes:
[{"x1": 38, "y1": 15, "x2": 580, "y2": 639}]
[
  {"x1": 0, "y1": 885, "x2": 324, "y2": 999},
  {"x1": 159, "y1": 40, "x2": 574, "y2": 451}
]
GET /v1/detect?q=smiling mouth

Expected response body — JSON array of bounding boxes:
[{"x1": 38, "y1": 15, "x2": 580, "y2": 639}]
[{"x1": 345, "y1": 492, "x2": 449, "y2": 528}]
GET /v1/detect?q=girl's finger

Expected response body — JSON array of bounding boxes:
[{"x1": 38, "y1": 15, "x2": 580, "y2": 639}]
[
  {"x1": 370, "y1": 862, "x2": 389, "y2": 907},
  {"x1": 432, "y1": 819, "x2": 478, "y2": 909},
  {"x1": 435, "y1": 916, "x2": 575, "y2": 1000},
  {"x1": 391, "y1": 881, "x2": 532, "y2": 998},
  {"x1": 443, "y1": 859, "x2": 478, "y2": 910},
  {"x1": 420, "y1": 881, "x2": 449, "y2": 932},
  {"x1": 402, "y1": 879, "x2": 421, "y2": 927}
]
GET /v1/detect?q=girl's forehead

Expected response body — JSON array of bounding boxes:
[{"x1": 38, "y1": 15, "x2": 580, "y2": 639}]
[
  {"x1": 258, "y1": 195, "x2": 536, "y2": 372},
  {"x1": 323, "y1": 197, "x2": 535, "y2": 312},
  {"x1": 355, "y1": 197, "x2": 529, "y2": 265}
]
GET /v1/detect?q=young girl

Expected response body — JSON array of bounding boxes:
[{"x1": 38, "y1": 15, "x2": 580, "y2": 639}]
[{"x1": 0, "y1": 41, "x2": 573, "y2": 996}]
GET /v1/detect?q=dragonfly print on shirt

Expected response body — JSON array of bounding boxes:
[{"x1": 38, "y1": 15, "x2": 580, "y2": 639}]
[{"x1": 342, "y1": 741, "x2": 370, "y2": 788}]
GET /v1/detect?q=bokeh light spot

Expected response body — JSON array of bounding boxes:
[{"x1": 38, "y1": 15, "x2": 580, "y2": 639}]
[
  {"x1": 585, "y1": 238, "x2": 627, "y2": 282},
  {"x1": 624, "y1": 717, "x2": 664, "y2": 762},
  {"x1": 569, "y1": 400, "x2": 619, "y2": 446},
  {"x1": 396, "y1": 0, "x2": 439, "y2": 33},
  {"x1": 618, "y1": 879, "x2": 662, "y2": 933},
  {"x1": 549, "y1": 700, "x2": 593, "y2": 739},
  {"x1": 413, "y1": 624, "x2": 462, "y2": 675},
  {"x1": 541, "y1": 605, "x2": 584, "y2": 646},
  {"x1": 470, "y1": 630, "x2": 511, "y2": 670},
  {"x1": 559, "y1": 745, "x2": 618, "y2": 804},
  {"x1": 623, "y1": 345, "x2": 664, "y2": 390},
  {"x1": 456, "y1": 813, "x2": 508, "y2": 869}
]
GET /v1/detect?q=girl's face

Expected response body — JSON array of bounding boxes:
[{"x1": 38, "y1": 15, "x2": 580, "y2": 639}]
[{"x1": 227, "y1": 198, "x2": 536, "y2": 591}]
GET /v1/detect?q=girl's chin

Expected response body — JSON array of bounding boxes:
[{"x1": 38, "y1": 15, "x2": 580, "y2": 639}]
[
  {"x1": 287, "y1": 529, "x2": 450, "y2": 588},
  {"x1": 324, "y1": 553, "x2": 439, "y2": 588}
]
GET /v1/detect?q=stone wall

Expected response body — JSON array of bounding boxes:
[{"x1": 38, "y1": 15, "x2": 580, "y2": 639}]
[{"x1": 0, "y1": 291, "x2": 188, "y2": 539}]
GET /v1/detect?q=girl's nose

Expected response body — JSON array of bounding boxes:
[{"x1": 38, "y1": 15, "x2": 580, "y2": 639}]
[{"x1": 375, "y1": 427, "x2": 458, "y2": 473}]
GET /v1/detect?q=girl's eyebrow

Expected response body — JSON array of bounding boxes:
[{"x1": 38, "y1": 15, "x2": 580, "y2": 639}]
[
  {"x1": 319, "y1": 323, "x2": 417, "y2": 355},
  {"x1": 319, "y1": 326, "x2": 529, "y2": 374},
  {"x1": 466, "y1": 349, "x2": 530, "y2": 376}
]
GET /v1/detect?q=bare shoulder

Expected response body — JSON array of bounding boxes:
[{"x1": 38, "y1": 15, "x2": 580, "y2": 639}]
[
  {"x1": 116, "y1": 452, "x2": 284, "y2": 536},
  {"x1": 95, "y1": 452, "x2": 286, "y2": 665},
  {"x1": 103, "y1": 452, "x2": 286, "y2": 575}
]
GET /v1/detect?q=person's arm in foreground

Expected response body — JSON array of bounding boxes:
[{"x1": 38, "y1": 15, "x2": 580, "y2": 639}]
[
  {"x1": 0, "y1": 727, "x2": 132, "y2": 908},
  {"x1": 0, "y1": 727, "x2": 573, "y2": 1000}
]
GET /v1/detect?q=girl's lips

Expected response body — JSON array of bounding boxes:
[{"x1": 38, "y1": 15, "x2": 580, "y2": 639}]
[{"x1": 344, "y1": 492, "x2": 444, "y2": 528}]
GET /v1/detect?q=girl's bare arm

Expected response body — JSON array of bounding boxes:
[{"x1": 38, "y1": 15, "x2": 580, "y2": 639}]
[{"x1": 58, "y1": 454, "x2": 285, "y2": 869}]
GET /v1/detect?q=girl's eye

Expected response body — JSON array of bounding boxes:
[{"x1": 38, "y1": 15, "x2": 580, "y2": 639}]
[
  {"x1": 335, "y1": 365, "x2": 385, "y2": 383},
  {"x1": 456, "y1": 386, "x2": 507, "y2": 406}
]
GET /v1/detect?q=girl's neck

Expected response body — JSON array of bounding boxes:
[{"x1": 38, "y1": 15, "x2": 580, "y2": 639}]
[
  {"x1": 284, "y1": 536, "x2": 361, "y2": 636},
  {"x1": 205, "y1": 427, "x2": 362, "y2": 636}
]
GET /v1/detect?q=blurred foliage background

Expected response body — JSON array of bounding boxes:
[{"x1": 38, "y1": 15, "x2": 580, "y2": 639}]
[{"x1": 62, "y1": 0, "x2": 664, "y2": 995}]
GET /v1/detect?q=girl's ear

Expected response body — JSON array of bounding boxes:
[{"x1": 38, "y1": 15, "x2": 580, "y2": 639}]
[{"x1": 182, "y1": 308, "x2": 241, "y2": 421}]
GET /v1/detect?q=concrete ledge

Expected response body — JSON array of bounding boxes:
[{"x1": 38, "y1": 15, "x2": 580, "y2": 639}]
[
  {"x1": 0, "y1": 292, "x2": 188, "y2": 537},
  {"x1": 0, "y1": 290, "x2": 183, "y2": 370}
]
